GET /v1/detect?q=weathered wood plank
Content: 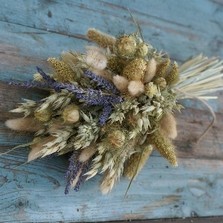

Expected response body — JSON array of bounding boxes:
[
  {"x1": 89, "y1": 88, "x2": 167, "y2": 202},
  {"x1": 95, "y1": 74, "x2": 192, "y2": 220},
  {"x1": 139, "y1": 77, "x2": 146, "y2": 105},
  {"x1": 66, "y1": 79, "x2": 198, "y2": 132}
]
[
  {"x1": 0, "y1": 0, "x2": 223, "y2": 222},
  {"x1": 113, "y1": 216, "x2": 223, "y2": 223},
  {"x1": 0, "y1": 0, "x2": 223, "y2": 81},
  {"x1": 0, "y1": 85, "x2": 223, "y2": 222}
]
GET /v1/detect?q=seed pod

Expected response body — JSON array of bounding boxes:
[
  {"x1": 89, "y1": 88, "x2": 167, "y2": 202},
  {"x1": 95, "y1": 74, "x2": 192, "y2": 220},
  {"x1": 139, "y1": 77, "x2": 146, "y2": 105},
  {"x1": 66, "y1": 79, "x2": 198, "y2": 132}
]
[
  {"x1": 47, "y1": 58, "x2": 76, "y2": 82},
  {"x1": 62, "y1": 104, "x2": 80, "y2": 124},
  {"x1": 116, "y1": 35, "x2": 137, "y2": 57},
  {"x1": 136, "y1": 42, "x2": 149, "y2": 57},
  {"x1": 124, "y1": 145, "x2": 153, "y2": 179},
  {"x1": 122, "y1": 58, "x2": 147, "y2": 81}
]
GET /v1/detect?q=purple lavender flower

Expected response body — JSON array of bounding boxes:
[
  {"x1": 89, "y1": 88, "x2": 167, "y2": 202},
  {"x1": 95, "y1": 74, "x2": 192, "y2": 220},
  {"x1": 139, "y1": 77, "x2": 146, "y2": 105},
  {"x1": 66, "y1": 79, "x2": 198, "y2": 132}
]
[
  {"x1": 84, "y1": 70, "x2": 119, "y2": 94},
  {"x1": 36, "y1": 67, "x2": 55, "y2": 84},
  {"x1": 10, "y1": 67, "x2": 123, "y2": 126},
  {"x1": 9, "y1": 80, "x2": 50, "y2": 89},
  {"x1": 65, "y1": 151, "x2": 91, "y2": 194},
  {"x1": 99, "y1": 105, "x2": 112, "y2": 126}
]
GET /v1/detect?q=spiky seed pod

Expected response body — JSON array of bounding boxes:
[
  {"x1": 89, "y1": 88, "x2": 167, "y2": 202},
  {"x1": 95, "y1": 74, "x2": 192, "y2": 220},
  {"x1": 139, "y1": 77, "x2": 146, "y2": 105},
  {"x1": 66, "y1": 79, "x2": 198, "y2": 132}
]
[
  {"x1": 85, "y1": 46, "x2": 107, "y2": 70},
  {"x1": 124, "y1": 145, "x2": 153, "y2": 179},
  {"x1": 5, "y1": 117, "x2": 43, "y2": 132},
  {"x1": 107, "y1": 129, "x2": 126, "y2": 148},
  {"x1": 122, "y1": 58, "x2": 147, "y2": 81},
  {"x1": 47, "y1": 58, "x2": 76, "y2": 82},
  {"x1": 160, "y1": 112, "x2": 177, "y2": 139},
  {"x1": 144, "y1": 58, "x2": 157, "y2": 83},
  {"x1": 154, "y1": 77, "x2": 167, "y2": 90},
  {"x1": 115, "y1": 35, "x2": 137, "y2": 57},
  {"x1": 144, "y1": 82, "x2": 158, "y2": 99},
  {"x1": 128, "y1": 80, "x2": 145, "y2": 97},
  {"x1": 147, "y1": 129, "x2": 178, "y2": 166},
  {"x1": 62, "y1": 104, "x2": 80, "y2": 124},
  {"x1": 165, "y1": 61, "x2": 179, "y2": 85},
  {"x1": 87, "y1": 28, "x2": 116, "y2": 50},
  {"x1": 155, "y1": 58, "x2": 170, "y2": 79},
  {"x1": 126, "y1": 112, "x2": 141, "y2": 128},
  {"x1": 34, "y1": 108, "x2": 52, "y2": 122},
  {"x1": 112, "y1": 75, "x2": 129, "y2": 92},
  {"x1": 136, "y1": 42, "x2": 149, "y2": 57},
  {"x1": 107, "y1": 55, "x2": 127, "y2": 74}
]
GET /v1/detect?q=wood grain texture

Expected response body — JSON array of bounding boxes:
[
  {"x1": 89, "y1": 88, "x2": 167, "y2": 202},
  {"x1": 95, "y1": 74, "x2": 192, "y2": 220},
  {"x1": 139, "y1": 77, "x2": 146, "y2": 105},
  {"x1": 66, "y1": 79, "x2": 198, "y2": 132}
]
[{"x1": 0, "y1": 0, "x2": 223, "y2": 222}]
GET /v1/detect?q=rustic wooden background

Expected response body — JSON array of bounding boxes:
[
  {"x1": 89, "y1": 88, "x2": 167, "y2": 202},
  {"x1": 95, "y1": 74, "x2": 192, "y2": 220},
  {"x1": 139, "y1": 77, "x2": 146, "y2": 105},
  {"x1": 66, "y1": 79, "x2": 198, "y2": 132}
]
[{"x1": 0, "y1": 0, "x2": 223, "y2": 222}]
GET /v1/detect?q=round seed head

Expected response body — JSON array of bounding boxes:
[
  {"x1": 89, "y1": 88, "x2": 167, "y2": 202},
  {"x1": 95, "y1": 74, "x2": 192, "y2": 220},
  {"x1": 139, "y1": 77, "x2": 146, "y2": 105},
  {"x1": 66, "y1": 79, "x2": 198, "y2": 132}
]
[
  {"x1": 136, "y1": 42, "x2": 149, "y2": 57},
  {"x1": 62, "y1": 104, "x2": 80, "y2": 124},
  {"x1": 116, "y1": 35, "x2": 137, "y2": 57},
  {"x1": 107, "y1": 129, "x2": 126, "y2": 148}
]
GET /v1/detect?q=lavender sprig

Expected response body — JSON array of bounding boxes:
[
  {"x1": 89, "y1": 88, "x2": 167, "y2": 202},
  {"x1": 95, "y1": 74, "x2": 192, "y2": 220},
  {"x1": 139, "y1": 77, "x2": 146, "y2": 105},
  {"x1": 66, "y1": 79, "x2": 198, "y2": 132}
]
[
  {"x1": 36, "y1": 67, "x2": 56, "y2": 84},
  {"x1": 99, "y1": 105, "x2": 112, "y2": 125},
  {"x1": 65, "y1": 151, "x2": 91, "y2": 194},
  {"x1": 9, "y1": 80, "x2": 50, "y2": 89},
  {"x1": 10, "y1": 67, "x2": 123, "y2": 126},
  {"x1": 84, "y1": 70, "x2": 119, "y2": 94}
]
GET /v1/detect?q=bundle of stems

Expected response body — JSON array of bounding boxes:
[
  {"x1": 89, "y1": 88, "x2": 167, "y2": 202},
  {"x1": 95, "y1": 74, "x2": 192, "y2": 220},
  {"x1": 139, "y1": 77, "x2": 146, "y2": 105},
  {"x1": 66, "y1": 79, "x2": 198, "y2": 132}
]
[{"x1": 176, "y1": 54, "x2": 223, "y2": 100}]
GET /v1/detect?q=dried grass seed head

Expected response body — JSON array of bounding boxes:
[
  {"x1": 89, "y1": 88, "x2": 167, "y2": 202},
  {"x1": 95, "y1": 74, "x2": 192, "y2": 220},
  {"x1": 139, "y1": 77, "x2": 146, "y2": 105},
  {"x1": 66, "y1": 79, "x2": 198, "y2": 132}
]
[
  {"x1": 115, "y1": 35, "x2": 137, "y2": 58},
  {"x1": 122, "y1": 58, "x2": 147, "y2": 81},
  {"x1": 136, "y1": 42, "x2": 149, "y2": 57},
  {"x1": 160, "y1": 112, "x2": 177, "y2": 139},
  {"x1": 124, "y1": 145, "x2": 153, "y2": 179},
  {"x1": 5, "y1": 118, "x2": 43, "y2": 132},
  {"x1": 107, "y1": 129, "x2": 126, "y2": 148},
  {"x1": 62, "y1": 104, "x2": 80, "y2": 124},
  {"x1": 128, "y1": 80, "x2": 145, "y2": 97},
  {"x1": 147, "y1": 129, "x2": 178, "y2": 166},
  {"x1": 85, "y1": 46, "x2": 107, "y2": 70},
  {"x1": 165, "y1": 61, "x2": 179, "y2": 85},
  {"x1": 34, "y1": 107, "x2": 52, "y2": 122},
  {"x1": 112, "y1": 75, "x2": 129, "y2": 92},
  {"x1": 87, "y1": 28, "x2": 116, "y2": 50},
  {"x1": 155, "y1": 58, "x2": 171, "y2": 79},
  {"x1": 47, "y1": 57, "x2": 76, "y2": 82},
  {"x1": 144, "y1": 82, "x2": 158, "y2": 99},
  {"x1": 144, "y1": 58, "x2": 157, "y2": 83},
  {"x1": 154, "y1": 77, "x2": 167, "y2": 90},
  {"x1": 107, "y1": 55, "x2": 127, "y2": 74}
]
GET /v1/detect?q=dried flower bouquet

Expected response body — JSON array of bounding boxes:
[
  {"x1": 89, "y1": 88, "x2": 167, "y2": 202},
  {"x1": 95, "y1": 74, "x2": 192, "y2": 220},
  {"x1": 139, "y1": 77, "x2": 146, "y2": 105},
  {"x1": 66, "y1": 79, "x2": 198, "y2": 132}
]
[{"x1": 5, "y1": 28, "x2": 223, "y2": 194}]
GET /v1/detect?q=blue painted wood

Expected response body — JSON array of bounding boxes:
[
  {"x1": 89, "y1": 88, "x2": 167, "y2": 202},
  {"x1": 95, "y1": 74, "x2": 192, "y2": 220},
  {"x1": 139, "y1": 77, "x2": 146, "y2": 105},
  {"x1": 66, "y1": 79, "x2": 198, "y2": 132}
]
[{"x1": 0, "y1": 0, "x2": 223, "y2": 222}]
